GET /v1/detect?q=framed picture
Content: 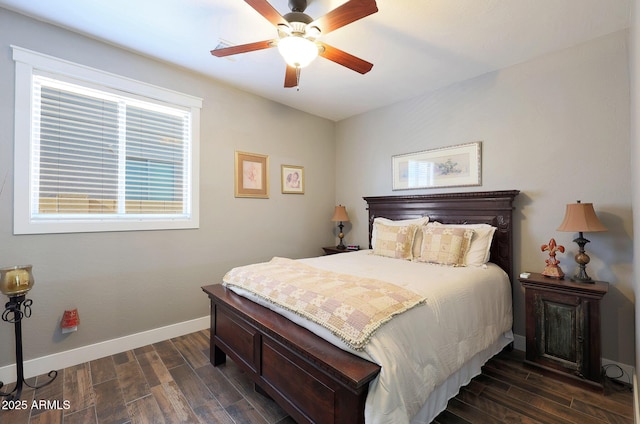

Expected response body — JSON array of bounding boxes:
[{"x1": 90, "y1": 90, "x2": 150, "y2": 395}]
[
  {"x1": 235, "y1": 151, "x2": 269, "y2": 198},
  {"x1": 392, "y1": 141, "x2": 482, "y2": 190},
  {"x1": 281, "y1": 165, "x2": 304, "y2": 194}
]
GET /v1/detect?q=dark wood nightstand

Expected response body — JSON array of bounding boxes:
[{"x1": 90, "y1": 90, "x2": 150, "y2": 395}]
[
  {"x1": 519, "y1": 272, "x2": 608, "y2": 391},
  {"x1": 322, "y1": 246, "x2": 351, "y2": 255}
]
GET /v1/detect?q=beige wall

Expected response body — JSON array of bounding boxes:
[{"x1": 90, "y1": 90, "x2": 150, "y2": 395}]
[
  {"x1": 336, "y1": 31, "x2": 634, "y2": 367},
  {"x1": 0, "y1": 9, "x2": 336, "y2": 365}
]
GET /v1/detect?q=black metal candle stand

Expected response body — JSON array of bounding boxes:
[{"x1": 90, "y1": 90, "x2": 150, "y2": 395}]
[{"x1": 0, "y1": 294, "x2": 57, "y2": 401}]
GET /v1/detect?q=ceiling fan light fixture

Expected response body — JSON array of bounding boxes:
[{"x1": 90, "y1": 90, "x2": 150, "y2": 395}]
[{"x1": 277, "y1": 35, "x2": 318, "y2": 68}]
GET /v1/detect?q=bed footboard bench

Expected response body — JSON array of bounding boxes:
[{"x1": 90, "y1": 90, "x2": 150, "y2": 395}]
[{"x1": 202, "y1": 284, "x2": 381, "y2": 424}]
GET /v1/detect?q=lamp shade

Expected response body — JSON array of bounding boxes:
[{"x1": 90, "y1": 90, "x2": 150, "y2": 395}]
[
  {"x1": 277, "y1": 35, "x2": 318, "y2": 68},
  {"x1": 331, "y1": 205, "x2": 349, "y2": 222},
  {"x1": 557, "y1": 201, "x2": 607, "y2": 233}
]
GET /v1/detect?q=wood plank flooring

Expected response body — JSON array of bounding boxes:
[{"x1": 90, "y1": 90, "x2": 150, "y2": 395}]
[{"x1": 0, "y1": 329, "x2": 633, "y2": 423}]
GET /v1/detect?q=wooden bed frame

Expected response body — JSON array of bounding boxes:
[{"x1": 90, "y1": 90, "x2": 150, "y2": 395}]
[{"x1": 202, "y1": 190, "x2": 519, "y2": 424}]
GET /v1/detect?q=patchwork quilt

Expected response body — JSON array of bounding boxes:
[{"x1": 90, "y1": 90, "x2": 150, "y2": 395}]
[{"x1": 223, "y1": 256, "x2": 426, "y2": 350}]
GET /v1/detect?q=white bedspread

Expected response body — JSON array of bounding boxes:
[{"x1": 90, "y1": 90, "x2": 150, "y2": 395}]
[{"x1": 227, "y1": 250, "x2": 513, "y2": 424}]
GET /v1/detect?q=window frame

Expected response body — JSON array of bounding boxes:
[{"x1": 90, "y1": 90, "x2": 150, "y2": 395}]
[{"x1": 12, "y1": 46, "x2": 201, "y2": 235}]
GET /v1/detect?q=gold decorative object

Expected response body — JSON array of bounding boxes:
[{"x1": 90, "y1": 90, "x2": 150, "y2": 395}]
[
  {"x1": 541, "y1": 239, "x2": 565, "y2": 279},
  {"x1": 0, "y1": 265, "x2": 34, "y2": 296}
]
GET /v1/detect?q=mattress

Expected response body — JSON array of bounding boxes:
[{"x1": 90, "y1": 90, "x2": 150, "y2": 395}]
[{"x1": 226, "y1": 250, "x2": 513, "y2": 423}]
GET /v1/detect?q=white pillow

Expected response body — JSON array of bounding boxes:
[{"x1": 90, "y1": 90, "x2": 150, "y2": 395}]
[
  {"x1": 371, "y1": 216, "x2": 429, "y2": 258},
  {"x1": 426, "y1": 222, "x2": 496, "y2": 266}
]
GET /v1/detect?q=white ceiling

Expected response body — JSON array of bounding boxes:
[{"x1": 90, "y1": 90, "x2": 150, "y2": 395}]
[{"x1": 0, "y1": 0, "x2": 630, "y2": 121}]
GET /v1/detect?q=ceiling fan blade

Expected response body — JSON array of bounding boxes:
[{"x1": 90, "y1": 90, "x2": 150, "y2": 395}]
[
  {"x1": 284, "y1": 65, "x2": 298, "y2": 88},
  {"x1": 318, "y1": 42, "x2": 373, "y2": 74},
  {"x1": 310, "y1": 0, "x2": 378, "y2": 35},
  {"x1": 245, "y1": 0, "x2": 289, "y2": 27},
  {"x1": 210, "y1": 39, "x2": 275, "y2": 57}
]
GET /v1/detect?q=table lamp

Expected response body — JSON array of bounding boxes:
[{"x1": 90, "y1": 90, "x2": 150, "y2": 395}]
[
  {"x1": 331, "y1": 205, "x2": 350, "y2": 250},
  {"x1": 556, "y1": 201, "x2": 607, "y2": 283}
]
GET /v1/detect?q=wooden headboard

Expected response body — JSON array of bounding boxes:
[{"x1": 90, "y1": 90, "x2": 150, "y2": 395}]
[{"x1": 364, "y1": 190, "x2": 520, "y2": 280}]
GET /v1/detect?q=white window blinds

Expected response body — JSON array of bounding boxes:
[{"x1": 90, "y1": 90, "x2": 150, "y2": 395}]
[
  {"x1": 34, "y1": 76, "x2": 189, "y2": 217},
  {"x1": 13, "y1": 46, "x2": 201, "y2": 234}
]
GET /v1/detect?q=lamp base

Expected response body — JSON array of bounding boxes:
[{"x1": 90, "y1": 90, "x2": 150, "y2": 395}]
[
  {"x1": 570, "y1": 266, "x2": 594, "y2": 283},
  {"x1": 570, "y1": 233, "x2": 595, "y2": 283},
  {"x1": 335, "y1": 222, "x2": 346, "y2": 250}
]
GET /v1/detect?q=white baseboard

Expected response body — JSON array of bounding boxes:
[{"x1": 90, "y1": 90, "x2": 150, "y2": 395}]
[
  {"x1": 512, "y1": 333, "x2": 634, "y2": 385},
  {"x1": 0, "y1": 316, "x2": 209, "y2": 384}
]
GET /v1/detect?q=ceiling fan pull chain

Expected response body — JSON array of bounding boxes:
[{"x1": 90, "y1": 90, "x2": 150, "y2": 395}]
[{"x1": 296, "y1": 66, "x2": 301, "y2": 91}]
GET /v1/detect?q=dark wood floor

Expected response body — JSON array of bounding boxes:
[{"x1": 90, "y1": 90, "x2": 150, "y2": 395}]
[{"x1": 0, "y1": 329, "x2": 633, "y2": 423}]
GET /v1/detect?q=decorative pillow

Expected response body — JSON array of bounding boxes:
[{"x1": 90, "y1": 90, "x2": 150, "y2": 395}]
[
  {"x1": 371, "y1": 216, "x2": 429, "y2": 257},
  {"x1": 372, "y1": 222, "x2": 418, "y2": 260},
  {"x1": 427, "y1": 222, "x2": 496, "y2": 266},
  {"x1": 417, "y1": 226, "x2": 474, "y2": 266}
]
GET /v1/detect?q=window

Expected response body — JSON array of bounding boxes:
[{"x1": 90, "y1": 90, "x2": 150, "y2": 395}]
[{"x1": 13, "y1": 46, "x2": 201, "y2": 234}]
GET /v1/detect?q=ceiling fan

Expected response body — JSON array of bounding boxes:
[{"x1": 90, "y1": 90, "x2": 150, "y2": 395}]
[{"x1": 211, "y1": 0, "x2": 378, "y2": 88}]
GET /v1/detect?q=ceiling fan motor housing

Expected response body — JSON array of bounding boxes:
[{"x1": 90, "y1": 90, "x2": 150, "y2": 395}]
[
  {"x1": 283, "y1": 12, "x2": 313, "y2": 26},
  {"x1": 288, "y1": 0, "x2": 308, "y2": 13}
]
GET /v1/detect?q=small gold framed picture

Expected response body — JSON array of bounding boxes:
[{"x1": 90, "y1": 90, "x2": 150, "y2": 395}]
[
  {"x1": 281, "y1": 165, "x2": 304, "y2": 194},
  {"x1": 235, "y1": 151, "x2": 269, "y2": 198}
]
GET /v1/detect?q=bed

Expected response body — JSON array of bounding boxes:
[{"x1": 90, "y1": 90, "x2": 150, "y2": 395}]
[{"x1": 202, "y1": 190, "x2": 519, "y2": 423}]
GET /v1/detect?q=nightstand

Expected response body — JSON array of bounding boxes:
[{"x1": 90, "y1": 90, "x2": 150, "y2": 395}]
[
  {"x1": 519, "y1": 272, "x2": 608, "y2": 391},
  {"x1": 322, "y1": 246, "x2": 350, "y2": 255}
]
